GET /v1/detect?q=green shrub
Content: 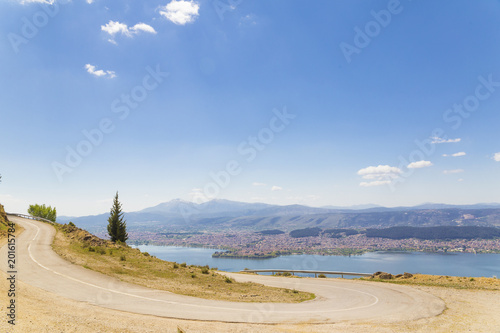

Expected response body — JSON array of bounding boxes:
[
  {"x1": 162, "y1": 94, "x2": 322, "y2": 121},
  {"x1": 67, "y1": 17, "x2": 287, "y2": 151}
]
[
  {"x1": 282, "y1": 272, "x2": 292, "y2": 277},
  {"x1": 224, "y1": 277, "x2": 233, "y2": 283},
  {"x1": 318, "y1": 274, "x2": 326, "y2": 278},
  {"x1": 201, "y1": 266, "x2": 209, "y2": 274},
  {"x1": 68, "y1": 221, "x2": 76, "y2": 227},
  {"x1": 88, "y1": 246, "x2": 95, "y2": 252},
  {"x1": 180, "y1": 262, "x2": 187, "y2": 268},
  {"x1": 191, "y1": 273, "x2": 196, "y2": 278},
  {"x1": 120, "y1": 255, "x2": 126, "y2": 261},
  {"x1": 143, "y1": 252, "x2": 150, "y2": 257}
]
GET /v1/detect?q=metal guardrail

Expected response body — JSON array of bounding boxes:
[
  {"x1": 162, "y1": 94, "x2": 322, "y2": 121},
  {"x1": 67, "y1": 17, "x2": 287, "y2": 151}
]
[
  {"x1": 6, "y1": 213, "x2": 55, "y2": 224},
  {"x1": 241, "y1": 269, "x2": 373, "y2": 278}
]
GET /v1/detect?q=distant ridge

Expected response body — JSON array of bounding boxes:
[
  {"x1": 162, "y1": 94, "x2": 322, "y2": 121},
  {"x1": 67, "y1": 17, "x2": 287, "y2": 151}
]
[{"x1": 58, "y1": 199, "x2": 500, "y2": 233}]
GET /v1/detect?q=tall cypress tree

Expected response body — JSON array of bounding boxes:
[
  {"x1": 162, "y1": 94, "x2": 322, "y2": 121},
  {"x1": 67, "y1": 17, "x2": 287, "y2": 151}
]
[{"x1": 107, "y1": 192, "x2": 128, "y2": 243}]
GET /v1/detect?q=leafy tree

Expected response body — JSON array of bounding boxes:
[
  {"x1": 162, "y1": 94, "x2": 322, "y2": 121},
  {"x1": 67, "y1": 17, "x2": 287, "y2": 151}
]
[
  {"x1": 107, "y1": 192, "x2": 128, "y2": 243},
  {"x1": 28, "y1": 204, "x2": 57, "y2": 222}
]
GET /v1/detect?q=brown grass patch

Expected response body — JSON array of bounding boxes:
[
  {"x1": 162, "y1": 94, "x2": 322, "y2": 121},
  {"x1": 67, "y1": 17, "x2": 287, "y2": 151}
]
[
  {"x1": 52, "y1": 224, "x2": 315, "y2": 303},
  {"x1": 362, "y1": 273, "x2": 500, "y2": 290}
]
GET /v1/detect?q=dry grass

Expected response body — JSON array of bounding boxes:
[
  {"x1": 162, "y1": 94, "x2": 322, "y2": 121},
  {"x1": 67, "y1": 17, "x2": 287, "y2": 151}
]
[
  {"x1": 51, "y1": 224, "x2": 315, "y2": 303},
  {"x1": 362, "y1": 273, "x2": 500, "y2": 291}
]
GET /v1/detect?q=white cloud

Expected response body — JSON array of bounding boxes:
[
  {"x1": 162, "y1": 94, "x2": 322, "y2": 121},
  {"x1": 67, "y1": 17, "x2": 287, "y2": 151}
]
[
  {"x1": 252, "y1": 182, "x2": 267, "y2": 186},
  {"x1": 357, "y1": 165, "x2": 402, "y2": 180},
  {"x1": 359, "y1": 180, "x2": 392, "y2": 187},
  {"x1": 407, "y1": 160, "x2": 433, "y2": 169},
  {"x1": 458, "y1": 178, "x2": 464, "y2": 182},
  {"x1": 159, "y1": 0, "x2": 200, "y2": 25},
  {"x1": 85, "y1": 64, "x2": 116, "y2": 78},
  {"x1": 101, "y1": 21, "x2": 130, "y2": 37},
  {"x1": 443, "y1": 169, "x2": 464, "y2": 174},
  {"x1": 443, "y1": 152, "x2": 466, "y2": 157},
  {"x1": 271, "y1": 186, "x2": 283, "y2": 191},
  {"x1": 493, "y1": 152, "x2": 500, "y2": 162},
  {"x1": 101, "y1": 20, "x2": 156, "y2": 43},
  {"x1": 431, "y1": 137, "x2": 461, "y2": 144},
  {"x1": 131, "y1": 23, "x2": 157, "y2": 34}
]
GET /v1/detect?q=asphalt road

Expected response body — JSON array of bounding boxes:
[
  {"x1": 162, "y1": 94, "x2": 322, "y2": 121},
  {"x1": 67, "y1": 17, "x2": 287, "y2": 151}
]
[{"x1": 0, "y1": 217, "x2": 445, "y2": 324}]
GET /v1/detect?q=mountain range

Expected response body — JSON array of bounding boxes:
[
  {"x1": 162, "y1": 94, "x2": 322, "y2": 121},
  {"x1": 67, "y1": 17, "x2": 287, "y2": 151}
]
[{"x1": 58, "y1": 199, "x2": 500, "y2": 233}]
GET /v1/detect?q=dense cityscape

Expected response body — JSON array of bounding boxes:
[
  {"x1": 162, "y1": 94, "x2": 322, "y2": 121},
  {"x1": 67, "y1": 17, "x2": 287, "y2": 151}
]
[{"x1": 123, "y1": 230, "x2": 500, "y2": 258}]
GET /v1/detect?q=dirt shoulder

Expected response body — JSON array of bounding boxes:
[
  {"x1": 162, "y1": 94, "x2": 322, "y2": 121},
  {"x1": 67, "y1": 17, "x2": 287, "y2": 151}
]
[{"x1": 0, "y1": 270, "x2": 498, "y2": 332}]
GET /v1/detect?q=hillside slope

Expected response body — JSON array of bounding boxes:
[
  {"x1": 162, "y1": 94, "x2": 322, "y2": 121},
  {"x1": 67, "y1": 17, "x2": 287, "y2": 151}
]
[{"x1": 0, "y1": 204, "x2": 10, "y2": 237}]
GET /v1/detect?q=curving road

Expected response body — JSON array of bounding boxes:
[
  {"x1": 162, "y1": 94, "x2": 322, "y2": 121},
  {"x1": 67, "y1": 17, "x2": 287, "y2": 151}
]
[{"x1": 0, "y1": 217, "x2": 445, "y2": 324}]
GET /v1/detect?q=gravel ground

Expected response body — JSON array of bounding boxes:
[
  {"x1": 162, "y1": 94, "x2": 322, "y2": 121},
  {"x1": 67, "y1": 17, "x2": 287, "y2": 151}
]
[{"x1": 1, "y1": 271, "x2": 499, "y2": 333}]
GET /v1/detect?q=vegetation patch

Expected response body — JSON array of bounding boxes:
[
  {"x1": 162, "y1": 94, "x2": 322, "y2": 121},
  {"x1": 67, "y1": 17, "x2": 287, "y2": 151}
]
[
  {"x1": 52, "y1": 223, "x2": 315, "y2": 303},
  {"x1": 0, "y1": 204, "x2": 10, "y2": 238}
]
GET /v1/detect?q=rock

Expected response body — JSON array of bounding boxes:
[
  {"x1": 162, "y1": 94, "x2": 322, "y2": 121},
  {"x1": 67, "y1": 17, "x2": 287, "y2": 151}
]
[
  {"x1": 379, "y1": 273, "x2": 393, "y2": 279},
  {"x1": 395, "y1": 274, "x2": 403, "y2": 278},
  {"x1": 371, "y1": 271, "x2": 393, "y2": 279}
]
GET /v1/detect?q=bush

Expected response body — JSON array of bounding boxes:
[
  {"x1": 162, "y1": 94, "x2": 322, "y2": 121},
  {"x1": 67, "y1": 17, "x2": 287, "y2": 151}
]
[
  {"x1": 318, "y1": 274, "x2": 326, "y2": 278},
  {"x1": 282, "y1": 272, "x2": 292, "y2": 277},
  {"x1": 224, "y1": 277, "x2": 233, "y2": 283},
  {"x1": 68, "y1": 221, "x2": 76, "y2": 227},
  {"x1": 201, "y1": 265, "x2": 209, "y2": 274},
  {"x1": 120, "y1": 255, "x2": 126, "y2": 261},
  {"x1": 88, "y1": 246, "x2": 95, "y2": 252},
  {"x1": 191, "y1": 273, "x2": 196, "y2": 278},
  {"x1": 28, "y1": 204, "x2": 57, "y2": 222},
  {"x1": 173, "y1": 263, "x2": 179, "y2": 269},
  {"x1": 180, "y1": 262, "x2": 187, "y2": 268},
  {"x1": 143, "y1": 252, "x2": 150, "y2": 257},
  {"x1": 96, "y1": 247, "x2": 106, "y2": 255}
]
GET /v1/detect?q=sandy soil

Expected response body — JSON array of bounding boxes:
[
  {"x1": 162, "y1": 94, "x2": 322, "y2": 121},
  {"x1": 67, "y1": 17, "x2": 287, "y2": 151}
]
[{"x1": 1, "y1": 271, "x2": 499, "y2": 333}]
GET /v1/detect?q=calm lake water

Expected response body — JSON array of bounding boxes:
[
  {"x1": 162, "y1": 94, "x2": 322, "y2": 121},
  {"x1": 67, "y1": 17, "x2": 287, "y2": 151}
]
[{"x1": 132, "y1": 245, "x2": 500, "y2": 278}]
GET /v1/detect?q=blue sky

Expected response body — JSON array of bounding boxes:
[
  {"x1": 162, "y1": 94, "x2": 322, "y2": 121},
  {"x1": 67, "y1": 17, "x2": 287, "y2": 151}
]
[{"x1": 1, "y1": 0, "x2": 500, "y2": 216}]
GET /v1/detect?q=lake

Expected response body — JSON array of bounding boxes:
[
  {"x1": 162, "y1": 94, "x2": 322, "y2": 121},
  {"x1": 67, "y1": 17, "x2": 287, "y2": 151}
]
[{"x1": 132, "y1": 245, "x2": 500, "y2": 278}]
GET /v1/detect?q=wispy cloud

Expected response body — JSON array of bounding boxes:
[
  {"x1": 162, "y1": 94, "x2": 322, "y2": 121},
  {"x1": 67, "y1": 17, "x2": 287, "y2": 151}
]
[
  {"x1": 357, "y1": 165, "x2": 402, "y2": 187},
  {"x1": 407, "y1": 160, "x2": 433, "y2": 169},
  {"x1": 18, "y1": 0, "x2": 54, "y2": 4},
  {"x1": 239, "y1": 14, "x2": 257, "y2": 27},
  {"x1": 159, "y1": 0, "x2": 200, "y2": 25},
  {"x1": 271, "y1": 185, "x2": 283, "y2": 191},
  {"x1": 443, "y1": 169, "x2": 464, "y2": 174},
  {"x1": 357, "y1": 165, "x2": 402, "y2": 180},
  {"x1": 493, "y1": 152, "x2": 500, "y2": 162},
  {"x1": 84, "y1": 64, "x2": 116, "y2": 78},
  {"x1": 101, "y1": 20, "x2": 156, "y2": 44},
  {"x1": 443, "y1": 152, "x2": 466, "y2": 157},
  {"x1": 431, "y1": 136, "x2": 461, "y2": 144},
  {"x1": 189, "y1": 188, "x2": 208, "y2": 202},
  {"x1": 360, "y1": 180, "x2": 392, "y2": 187},
  {"x1": 252, "y1": 182, "x2": 267, "y2": 186}
]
